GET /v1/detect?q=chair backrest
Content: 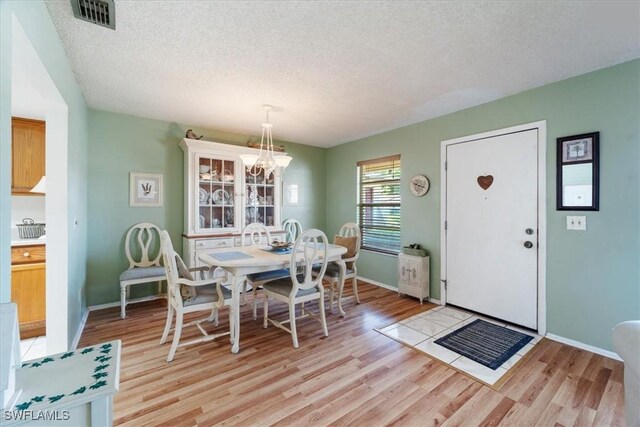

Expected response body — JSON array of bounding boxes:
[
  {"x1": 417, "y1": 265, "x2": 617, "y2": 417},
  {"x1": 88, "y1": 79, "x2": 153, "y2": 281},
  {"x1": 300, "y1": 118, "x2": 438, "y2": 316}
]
[
  {"x1": 241, "y1": 222, "x2": 272, "y2": 246},
  {"x1": 160, "y1": 230, "x2": 181, "y2": 304},
  {"x1": 124, "y1": 222, "x2": 162, "y2": 269},
  {"x1": 290, "y1": 229, "x2": 328, "y2": 292},
  {"x1": 282, "y1": 218, "x2": 303, "y2": 243},
  {"x1": 338, "y1": 222, "x2": 361, "y2": 258}
]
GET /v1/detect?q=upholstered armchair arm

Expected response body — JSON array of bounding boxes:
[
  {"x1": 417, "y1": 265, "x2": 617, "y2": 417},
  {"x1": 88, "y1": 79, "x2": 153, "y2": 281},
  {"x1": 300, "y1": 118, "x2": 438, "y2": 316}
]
[
  {"x1": 613, "y1": 320, "x2": 640, "y2": 377},
  {"x1": 613, "y1": 320, "x2": 640, "y2": 427}
]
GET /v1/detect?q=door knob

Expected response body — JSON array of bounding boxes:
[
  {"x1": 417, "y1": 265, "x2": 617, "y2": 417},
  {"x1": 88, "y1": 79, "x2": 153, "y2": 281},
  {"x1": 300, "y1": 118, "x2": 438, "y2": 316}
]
[
  {"x1": 525, "y1": 228, "x2": 534, "y2": 235},
  {"x1": 524, "y1": 241, "x2": 534, "y2": 249}
]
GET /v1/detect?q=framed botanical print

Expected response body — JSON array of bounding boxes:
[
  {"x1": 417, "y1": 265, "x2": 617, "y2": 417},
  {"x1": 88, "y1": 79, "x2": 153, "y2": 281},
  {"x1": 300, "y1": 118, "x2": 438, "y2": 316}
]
[{"x1": 130, "y1": 172, "x2": 163, "y2": 207}]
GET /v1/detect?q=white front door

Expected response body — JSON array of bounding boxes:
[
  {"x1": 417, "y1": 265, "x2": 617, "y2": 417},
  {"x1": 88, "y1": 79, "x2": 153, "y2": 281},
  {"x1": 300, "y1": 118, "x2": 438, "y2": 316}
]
[{"x1": 445, "y1": 129, "x2": 539, "y2": 329}]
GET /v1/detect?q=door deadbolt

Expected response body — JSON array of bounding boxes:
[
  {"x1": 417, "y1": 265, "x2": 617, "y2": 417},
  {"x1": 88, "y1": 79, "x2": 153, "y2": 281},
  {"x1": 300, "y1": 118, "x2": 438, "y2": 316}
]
[
  {"x1": 525, "y1": 228, "x2": 534, "y2": 235},
  {"x1": 524, "y1": 241, "x2": 534, "y2": 249}
]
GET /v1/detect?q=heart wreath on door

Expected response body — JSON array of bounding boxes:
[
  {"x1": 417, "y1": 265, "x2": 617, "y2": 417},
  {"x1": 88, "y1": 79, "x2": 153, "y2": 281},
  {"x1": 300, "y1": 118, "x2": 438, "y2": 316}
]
[{"x1": 477, "y1": 175, "x2": 494, "y2": 190}]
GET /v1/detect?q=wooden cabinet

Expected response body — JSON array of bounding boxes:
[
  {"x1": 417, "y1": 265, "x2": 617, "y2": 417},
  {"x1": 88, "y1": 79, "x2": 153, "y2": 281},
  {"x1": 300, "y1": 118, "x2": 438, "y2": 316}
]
[
  {"x1": 11, "y1": 117, "x2": 46, "y2": 195},
  {"x1": 180, "y1": 138, "x2": 286, "y2": 267},
  {"x1": 398, "y1": 253, "x2": 430, "y2": 303},
  {"x1": 11, "y1": 244, "x2": 46, "y2": 338}
]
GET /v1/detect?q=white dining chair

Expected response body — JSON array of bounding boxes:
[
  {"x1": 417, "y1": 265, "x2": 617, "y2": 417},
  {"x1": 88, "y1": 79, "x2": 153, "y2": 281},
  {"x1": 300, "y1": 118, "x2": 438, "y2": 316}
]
[
  {"x1": 241, "y1": 222, "x2": 290, "y2": 319},
  {"x1": 119, "y1": 223, "x2": 167, "y2": 319},
  {"x1": 282, "y1": 218, "x2": 303, "y2": 243},
  {"x1": 263, "y1": 228, "x2": 329, "y2": 348},
  {"x1": 159, "y1": 230, "x2": 232, "y2": 362},
  {"x1": 314, "y1": 222, "x2": 361, "y2": 312}
]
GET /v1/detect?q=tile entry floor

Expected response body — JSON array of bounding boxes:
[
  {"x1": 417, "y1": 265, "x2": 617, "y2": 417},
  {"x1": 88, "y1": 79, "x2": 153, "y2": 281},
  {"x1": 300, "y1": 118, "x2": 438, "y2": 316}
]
[
  {"x1": 20, "y1": 336, "x2": 47, "y2": 362},
  {"x1": 375, "y1": 305, "x2": 542, "y2": 386}
]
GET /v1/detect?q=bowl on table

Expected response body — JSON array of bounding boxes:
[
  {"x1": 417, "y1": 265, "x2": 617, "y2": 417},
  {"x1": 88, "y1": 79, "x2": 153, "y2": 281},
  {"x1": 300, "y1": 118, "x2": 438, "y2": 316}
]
[{"x1": 270, "y1": 241, "x2": 292, "y2": 251}]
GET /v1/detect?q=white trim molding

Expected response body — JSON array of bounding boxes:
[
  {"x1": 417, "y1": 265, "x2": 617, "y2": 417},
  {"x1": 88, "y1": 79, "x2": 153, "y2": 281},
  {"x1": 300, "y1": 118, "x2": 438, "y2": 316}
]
[
  {"x1": 71, "y1": 308, "x2": 90, "y2": 350},
  {"x1": 358, "y1": 276, "x2": 396, "y2": 292},
  {"x1": 89, "y1": 295, "x2": 164, "y2": 312},
  {"x1": 440, "y1": 120, "x2": 547, "y2": 337},
  {"x1": 357, "y1": 276, "x2": 441, "y2": 305},
  {"x1": 545, "y1": 333, "x2": 622, "y2": 361}
]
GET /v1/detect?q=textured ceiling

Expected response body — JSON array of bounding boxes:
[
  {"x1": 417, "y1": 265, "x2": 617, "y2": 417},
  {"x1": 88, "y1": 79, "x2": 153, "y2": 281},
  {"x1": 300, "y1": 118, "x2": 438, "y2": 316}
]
[{"x1": 46, "y1": 1, "x2": 639, "y2": 147}]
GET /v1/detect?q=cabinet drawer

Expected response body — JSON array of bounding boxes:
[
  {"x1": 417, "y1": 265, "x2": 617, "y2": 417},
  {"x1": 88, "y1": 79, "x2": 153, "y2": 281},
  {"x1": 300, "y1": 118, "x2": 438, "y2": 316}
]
[
  {"x1": 11, "y1": 244, "x2": 46, "y2": 265},
  {"x1": 194, "y1": 238, "x2": 235, "y2": 250}
]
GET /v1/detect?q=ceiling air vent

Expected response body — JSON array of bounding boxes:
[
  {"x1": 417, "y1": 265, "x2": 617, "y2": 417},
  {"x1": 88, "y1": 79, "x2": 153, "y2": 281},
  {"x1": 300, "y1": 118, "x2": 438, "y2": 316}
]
[{"x1": 71, "y1": 0, "x2": 116, "y2": 30}]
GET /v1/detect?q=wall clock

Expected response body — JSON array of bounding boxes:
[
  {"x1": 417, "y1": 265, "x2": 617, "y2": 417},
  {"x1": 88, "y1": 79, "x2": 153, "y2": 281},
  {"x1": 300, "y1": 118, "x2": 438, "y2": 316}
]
[{"x1": 410, "y1": 174, "x2": 430, "y2": 197}]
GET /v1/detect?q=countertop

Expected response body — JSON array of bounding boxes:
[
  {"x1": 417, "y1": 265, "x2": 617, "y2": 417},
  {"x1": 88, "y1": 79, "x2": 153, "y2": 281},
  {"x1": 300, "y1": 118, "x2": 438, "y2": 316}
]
[{"x1": 10, "y1": 237, "x2": 46, "y2": 247}]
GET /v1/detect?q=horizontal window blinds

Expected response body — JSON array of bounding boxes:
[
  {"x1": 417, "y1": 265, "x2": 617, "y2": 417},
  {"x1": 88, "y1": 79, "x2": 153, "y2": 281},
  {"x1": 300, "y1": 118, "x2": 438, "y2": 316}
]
[{"x1": 357, "y1": 156, "x2": 401, "y2": 254}]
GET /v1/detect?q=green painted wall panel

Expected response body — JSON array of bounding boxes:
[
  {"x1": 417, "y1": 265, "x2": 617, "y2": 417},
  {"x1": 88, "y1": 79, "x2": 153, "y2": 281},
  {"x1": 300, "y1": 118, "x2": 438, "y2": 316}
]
[
  {"x1": 86, "y1": 110, "x2": 325, "y2": 306},
  {"x1": 326, "y1": 59, "x2": 640, "y2": 351}
]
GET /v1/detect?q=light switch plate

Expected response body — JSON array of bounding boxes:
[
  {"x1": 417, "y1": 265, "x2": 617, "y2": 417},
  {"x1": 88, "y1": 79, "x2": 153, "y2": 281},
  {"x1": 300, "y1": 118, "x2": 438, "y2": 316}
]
[{"x1": 566, "y1": 216, "x2": 587, "y2": 231}]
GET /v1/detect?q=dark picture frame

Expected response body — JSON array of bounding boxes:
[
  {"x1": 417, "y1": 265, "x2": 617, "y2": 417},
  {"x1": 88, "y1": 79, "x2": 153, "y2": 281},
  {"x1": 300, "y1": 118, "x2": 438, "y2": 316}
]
[{"x1": 556, "y1": 132, "x2": 599, "y2": 211}]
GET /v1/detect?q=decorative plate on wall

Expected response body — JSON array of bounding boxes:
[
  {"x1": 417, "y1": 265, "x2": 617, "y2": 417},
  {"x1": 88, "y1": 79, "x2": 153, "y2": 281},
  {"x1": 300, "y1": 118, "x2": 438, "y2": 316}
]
[{"x1": 410, "y1": 174, "x2": 430, "y2": 197}]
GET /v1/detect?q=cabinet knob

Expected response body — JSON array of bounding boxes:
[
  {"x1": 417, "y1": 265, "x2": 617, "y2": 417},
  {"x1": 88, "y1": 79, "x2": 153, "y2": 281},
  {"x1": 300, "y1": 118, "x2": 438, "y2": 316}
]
[{"x1": 23, "y1": 252, "x2": 30, "y2": 257}]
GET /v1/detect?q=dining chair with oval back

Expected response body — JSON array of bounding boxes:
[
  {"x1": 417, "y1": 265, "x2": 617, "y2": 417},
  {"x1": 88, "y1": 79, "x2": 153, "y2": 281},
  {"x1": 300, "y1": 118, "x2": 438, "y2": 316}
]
[
  {"x1": 119, "y1": 223, "x2": 166, "y2": 319},
  {"x1": 263, "y1": 229, "x2": 330, "y2": 348},
  {"x1": 282, "y1": 218, "x2": 303, "y2": 243},
  {"x1": 313, "y1": 222, "x2": 361, "y2": 312},
  {"x1": 159, "y1": 230, "x2": 232, "y2": 362}
]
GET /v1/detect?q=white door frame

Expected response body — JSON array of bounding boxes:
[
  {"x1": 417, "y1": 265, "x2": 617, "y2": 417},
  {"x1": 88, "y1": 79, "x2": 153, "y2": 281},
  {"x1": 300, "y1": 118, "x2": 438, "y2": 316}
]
[
  {"x1": 12, "y1": 14, "x2": 70, "y2": 353},
  {"x1": 440, "y1": 121, "x2": 547, "y2": 336}
]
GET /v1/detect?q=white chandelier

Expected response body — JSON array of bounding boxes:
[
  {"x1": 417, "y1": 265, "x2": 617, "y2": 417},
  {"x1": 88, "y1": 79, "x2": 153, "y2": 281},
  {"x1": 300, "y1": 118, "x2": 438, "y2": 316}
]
[{"x1": 239, "y1": 104, "x2": 292, "y2": 178}]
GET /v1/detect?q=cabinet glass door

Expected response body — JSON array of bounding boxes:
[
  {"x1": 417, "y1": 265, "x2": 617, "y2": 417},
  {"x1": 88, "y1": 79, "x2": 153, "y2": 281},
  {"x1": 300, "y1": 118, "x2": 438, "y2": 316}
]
[
  {"x1": 197, "y1": 156, "x2": 236, "y2": 231},
  {"x1": 244, "y1": 168, "x2": 276, "y2": 227}
]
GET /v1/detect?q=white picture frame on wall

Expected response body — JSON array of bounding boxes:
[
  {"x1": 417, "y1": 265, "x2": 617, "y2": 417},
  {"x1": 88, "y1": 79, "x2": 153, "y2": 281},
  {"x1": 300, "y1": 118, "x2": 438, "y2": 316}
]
[
  {"x1": 130, "y1": 172, "x2": 163, "y2": 207},
  {"x1": 283, "y1": 182, "x2": 299, "y2": 206}
]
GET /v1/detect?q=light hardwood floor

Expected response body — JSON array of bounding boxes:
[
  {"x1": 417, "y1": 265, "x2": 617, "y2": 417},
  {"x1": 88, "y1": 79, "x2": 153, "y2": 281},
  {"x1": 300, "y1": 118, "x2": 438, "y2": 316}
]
[{"x1": 79, "y1": 282, "x2": 625, "y2": 426}]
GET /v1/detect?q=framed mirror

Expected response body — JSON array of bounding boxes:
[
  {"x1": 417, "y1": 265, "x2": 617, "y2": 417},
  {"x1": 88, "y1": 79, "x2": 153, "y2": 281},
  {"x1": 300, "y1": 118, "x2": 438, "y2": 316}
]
[{"x1": 556, "y1": 132, "x2": 599, "y2": 211}]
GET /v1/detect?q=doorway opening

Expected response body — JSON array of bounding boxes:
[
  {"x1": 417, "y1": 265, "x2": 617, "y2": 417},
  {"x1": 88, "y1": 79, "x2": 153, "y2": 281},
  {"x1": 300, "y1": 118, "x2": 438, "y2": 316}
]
[{"x1": 10, "y1": 14, "x2": 69, "y2": 356}]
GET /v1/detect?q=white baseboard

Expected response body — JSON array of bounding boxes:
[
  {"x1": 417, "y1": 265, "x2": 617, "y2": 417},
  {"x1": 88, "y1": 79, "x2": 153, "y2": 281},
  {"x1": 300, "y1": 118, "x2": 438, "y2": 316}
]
[
  {"x1": 71, "y1": 308, "x2": 90, "y2": 350},
  {"x1": 71, "y1": 295, "x2": 165, "y2": 350},
  {"x1": 357, "y1": 276, "x2": 441, "y2": 305},
  {"x1": 358, "y1": 276, "x2": 397, "y2": 292},
  {"x1": 545, "y1": 333, "x2": 621, "y2": 361},
  {"x1": 88, "y1": 295, "x2": 165, "y2": 312}
]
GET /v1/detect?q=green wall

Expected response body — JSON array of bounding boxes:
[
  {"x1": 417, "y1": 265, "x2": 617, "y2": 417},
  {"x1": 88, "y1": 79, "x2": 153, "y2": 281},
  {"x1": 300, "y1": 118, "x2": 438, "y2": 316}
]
[
  {"x1": 0, "y1": 0, "x2": 89, "y2": 347},
  {"x1": 326, "y1": 59, "x2": 640, "y2": 351},
  {"x1": 86, "y1": 109, "x2": 325, "y2": 306}
]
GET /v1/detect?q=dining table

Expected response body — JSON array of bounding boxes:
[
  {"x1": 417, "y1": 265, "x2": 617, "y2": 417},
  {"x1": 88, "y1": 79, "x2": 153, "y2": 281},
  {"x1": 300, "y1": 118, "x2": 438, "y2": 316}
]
[{"x1": 198, "y1": 243, "x2": 348, "y2": 353}]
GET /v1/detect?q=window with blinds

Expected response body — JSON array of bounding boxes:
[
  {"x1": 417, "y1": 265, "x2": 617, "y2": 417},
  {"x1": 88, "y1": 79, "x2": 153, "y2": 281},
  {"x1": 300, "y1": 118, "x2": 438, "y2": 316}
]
[{"x1": 357, "y1": 155, "x2": 401, "y2": 254}]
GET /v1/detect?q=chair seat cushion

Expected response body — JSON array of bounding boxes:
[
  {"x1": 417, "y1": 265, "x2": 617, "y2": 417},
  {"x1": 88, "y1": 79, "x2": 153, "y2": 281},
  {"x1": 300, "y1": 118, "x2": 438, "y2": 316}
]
[
  {"x1": 247, "y1": 269, "x2": 290, "y2": 283},
  {"x1": 263, "y1": 275, "x2": 320, "y2": 298},
  {"x1": 183, "y1": 283, "x2": 232, "y2": 307},
  {"x1": 312, "y1": 263, "x2": 354, "y2": 278},
  {"x1": 119, "y1": 266, "x2": 165, "y2": 282}
]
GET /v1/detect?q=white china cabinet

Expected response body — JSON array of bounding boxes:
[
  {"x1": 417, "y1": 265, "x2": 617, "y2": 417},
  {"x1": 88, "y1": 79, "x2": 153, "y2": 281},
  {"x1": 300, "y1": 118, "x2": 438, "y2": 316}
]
[{"x1": 180, "y1": 138, "x2": 285, "y2": 266}]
